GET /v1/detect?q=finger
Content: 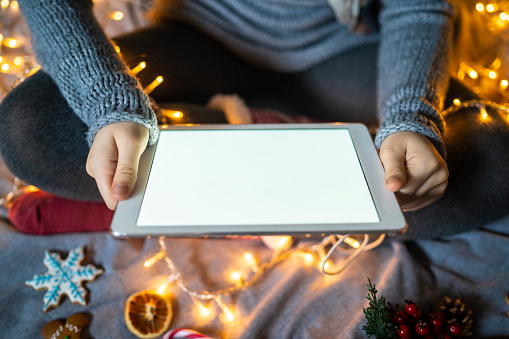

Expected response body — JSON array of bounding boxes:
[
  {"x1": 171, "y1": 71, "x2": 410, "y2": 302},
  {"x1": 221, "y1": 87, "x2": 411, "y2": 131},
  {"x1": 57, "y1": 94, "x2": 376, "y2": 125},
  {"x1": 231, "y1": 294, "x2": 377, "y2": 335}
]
[
  {"x1": 87, "y1": 146, "x2": 119, "y2": 210},
  {"x1": 397, "y1": 159, "x2": 448, "y2": 206},
  {"x1": 380, "y1": 145, "x2": 407, "y2": 192},
  {"x1": 400, "y1": 181, "x2": 448, "y2": 212},
  {"x1": 110, "y1": 136, "x2": 147, "y2": 201}
]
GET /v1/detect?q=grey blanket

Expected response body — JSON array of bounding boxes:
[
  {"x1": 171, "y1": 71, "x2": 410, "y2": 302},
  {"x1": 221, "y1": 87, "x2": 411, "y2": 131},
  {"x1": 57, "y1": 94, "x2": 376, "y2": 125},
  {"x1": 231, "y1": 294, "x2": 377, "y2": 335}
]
[{"x1": 1, "y1": 209, "x2": 508, "y2": 338}]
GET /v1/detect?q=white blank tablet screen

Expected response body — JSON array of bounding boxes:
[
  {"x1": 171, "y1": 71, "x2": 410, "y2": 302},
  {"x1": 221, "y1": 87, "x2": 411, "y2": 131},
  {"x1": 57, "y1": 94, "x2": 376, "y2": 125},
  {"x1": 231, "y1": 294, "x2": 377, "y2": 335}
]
[{"x1": 137, "y1": 129, "x2": 380, "y2": 226}]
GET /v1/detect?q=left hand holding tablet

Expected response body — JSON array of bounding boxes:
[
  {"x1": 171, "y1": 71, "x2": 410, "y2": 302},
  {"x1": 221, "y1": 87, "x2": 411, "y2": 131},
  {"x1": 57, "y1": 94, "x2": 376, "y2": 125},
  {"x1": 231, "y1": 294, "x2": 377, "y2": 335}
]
[{"x1": 379, "y1": 131, "x2": 449, "y2": 212}]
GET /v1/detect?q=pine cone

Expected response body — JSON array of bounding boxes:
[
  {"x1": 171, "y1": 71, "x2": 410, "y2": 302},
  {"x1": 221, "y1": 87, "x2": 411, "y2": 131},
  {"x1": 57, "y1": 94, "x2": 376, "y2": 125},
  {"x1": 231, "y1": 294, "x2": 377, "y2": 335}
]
[{"x1": 437, "y1": 296, "x2": 473, "y2": 336}]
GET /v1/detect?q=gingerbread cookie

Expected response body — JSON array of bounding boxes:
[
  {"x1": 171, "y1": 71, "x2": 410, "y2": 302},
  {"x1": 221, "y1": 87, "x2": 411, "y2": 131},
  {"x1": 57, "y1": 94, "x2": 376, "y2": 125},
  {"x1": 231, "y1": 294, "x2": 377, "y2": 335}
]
[
  {"x1": 26, "y1": 246, "x2": 103, "y2": 311},
  {"x1": 41, "y1": 313, "x2": 88, "y2": 339}
]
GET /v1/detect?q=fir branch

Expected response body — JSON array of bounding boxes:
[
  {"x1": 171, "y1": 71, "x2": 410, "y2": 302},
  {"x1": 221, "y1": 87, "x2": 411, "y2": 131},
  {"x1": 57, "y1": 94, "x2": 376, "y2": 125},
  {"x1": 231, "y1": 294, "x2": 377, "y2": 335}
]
[{"x1": 362, "y1": 277, "x2": 395, "y2": 339}]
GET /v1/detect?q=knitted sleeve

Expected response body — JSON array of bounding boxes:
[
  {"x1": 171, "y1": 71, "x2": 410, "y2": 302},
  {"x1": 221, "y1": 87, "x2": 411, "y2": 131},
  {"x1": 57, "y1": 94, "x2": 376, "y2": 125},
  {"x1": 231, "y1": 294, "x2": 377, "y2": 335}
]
[
  {"x1": 18, "y1": 0, "x2": 159, "y2": 147},
  {"x1": 374, "y1": 0, "x2": 454, "y2": 158}
]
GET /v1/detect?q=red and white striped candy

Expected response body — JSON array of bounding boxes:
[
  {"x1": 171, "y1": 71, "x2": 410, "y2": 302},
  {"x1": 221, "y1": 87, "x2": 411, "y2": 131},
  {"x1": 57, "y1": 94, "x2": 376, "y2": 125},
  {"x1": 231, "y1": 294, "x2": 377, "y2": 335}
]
[{"x1": 162, "y1": 328, "x2": 213, "y2": 339}]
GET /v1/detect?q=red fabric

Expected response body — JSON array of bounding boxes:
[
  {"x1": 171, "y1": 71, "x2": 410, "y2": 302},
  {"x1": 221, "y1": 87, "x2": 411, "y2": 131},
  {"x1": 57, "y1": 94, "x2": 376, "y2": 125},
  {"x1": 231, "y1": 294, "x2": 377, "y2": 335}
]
[{"x1": 8, "y1": 190, "x2": 113, "y2": 235}]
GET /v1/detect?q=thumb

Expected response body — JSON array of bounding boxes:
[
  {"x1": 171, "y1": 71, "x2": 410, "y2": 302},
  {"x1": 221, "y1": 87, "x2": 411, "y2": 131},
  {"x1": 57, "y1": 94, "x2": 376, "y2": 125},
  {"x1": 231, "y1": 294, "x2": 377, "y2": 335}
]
[
  {"x1": 380, "y1": 146, "x2": 407, "y2": 192},
  {"x1": 111, "y1": 139, "x2": 146, "y2": 201}
]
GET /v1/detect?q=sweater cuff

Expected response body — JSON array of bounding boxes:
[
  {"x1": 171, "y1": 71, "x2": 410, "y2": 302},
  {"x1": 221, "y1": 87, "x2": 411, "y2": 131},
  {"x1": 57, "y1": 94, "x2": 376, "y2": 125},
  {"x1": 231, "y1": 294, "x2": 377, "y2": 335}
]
[
  {"x1": 86, "y1": 104, "x2": 160, "y2": 148},
  {"x1": 374, "y1": 114, "x2": 446, "y2": 160}
]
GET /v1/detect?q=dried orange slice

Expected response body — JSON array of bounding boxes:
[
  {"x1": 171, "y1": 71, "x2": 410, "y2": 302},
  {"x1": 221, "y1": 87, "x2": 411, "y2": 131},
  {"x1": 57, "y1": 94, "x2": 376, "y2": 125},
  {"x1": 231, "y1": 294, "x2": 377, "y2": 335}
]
[{"x1": 124, "y1": 291, "x2": 173, "y2": 338}]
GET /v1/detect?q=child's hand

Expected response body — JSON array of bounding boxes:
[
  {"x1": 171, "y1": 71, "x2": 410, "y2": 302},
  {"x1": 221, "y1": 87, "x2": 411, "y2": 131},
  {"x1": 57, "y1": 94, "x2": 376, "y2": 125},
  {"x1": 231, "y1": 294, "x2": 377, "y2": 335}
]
[
  {"x1": 379, "y1": 131, "x2": 448, "y2": 211},
  {"x1": 86, "y1": 122, "x2": 149, "y2": 210}
]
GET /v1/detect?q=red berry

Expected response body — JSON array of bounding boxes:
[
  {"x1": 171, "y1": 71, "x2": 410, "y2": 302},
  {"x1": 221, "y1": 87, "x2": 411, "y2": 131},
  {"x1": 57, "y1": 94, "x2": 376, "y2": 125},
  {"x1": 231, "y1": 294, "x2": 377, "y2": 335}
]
[
  {"x1": 412, "y1": 307, "x2": 423, "y2": 319},
  {"x1": 430, "y1": 314, "x2": 443, "y2": 328},
  {"x1": 448, "y1": 322, "x2": 461, "y2": 336},
  {"x1": 405, "y1": 302, "x2": 418, "y2": 315},
  {"x1": 393, "y1": 310, "x2": 407, "y2": 324},
  {"x1": 416, "y1": 320, "x2": 429, "y2": 335},
  {"x1": 398, "y1": 324, "x2": 411, "y2": 338}
]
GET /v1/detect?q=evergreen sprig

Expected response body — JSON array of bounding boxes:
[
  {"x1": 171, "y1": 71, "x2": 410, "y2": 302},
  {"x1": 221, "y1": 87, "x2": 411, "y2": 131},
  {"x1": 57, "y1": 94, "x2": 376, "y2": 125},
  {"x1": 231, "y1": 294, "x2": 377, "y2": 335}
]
[{"x1": 362, "y1": 277, "x2": 395, "y2": 339}]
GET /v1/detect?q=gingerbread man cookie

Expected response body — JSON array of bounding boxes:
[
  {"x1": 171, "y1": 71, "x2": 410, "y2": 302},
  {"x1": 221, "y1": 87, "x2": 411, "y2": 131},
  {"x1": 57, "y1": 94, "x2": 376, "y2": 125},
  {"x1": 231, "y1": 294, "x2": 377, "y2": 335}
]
[{"x1": 41, "y1": 313, "x2": 88, "y2": 339}]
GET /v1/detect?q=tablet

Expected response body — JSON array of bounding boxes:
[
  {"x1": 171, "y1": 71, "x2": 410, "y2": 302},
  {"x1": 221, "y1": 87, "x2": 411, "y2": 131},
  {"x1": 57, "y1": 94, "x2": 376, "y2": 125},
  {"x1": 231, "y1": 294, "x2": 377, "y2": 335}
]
[{"x1": 110, "y1": 123, "x2": 406, "y2": 238}]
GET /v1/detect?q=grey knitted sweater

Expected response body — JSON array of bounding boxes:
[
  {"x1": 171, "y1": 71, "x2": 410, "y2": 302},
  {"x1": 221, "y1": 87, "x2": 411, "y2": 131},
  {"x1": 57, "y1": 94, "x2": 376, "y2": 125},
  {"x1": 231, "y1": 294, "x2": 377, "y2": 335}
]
[{"x1": 19, "y1": 0, "x2": 453, "y2": 157}]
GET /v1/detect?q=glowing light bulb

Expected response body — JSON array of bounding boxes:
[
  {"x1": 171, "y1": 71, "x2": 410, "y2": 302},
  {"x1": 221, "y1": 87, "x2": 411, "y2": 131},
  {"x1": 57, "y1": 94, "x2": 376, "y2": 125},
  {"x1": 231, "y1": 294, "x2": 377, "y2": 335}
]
[
  {"x1": 191, "y1": 296, "x2": 211, "y2": 318},
  {"x1": 501, "y1": 79, "x2": 509, "y2": 89},
  {"x1": 112, "y1": 11, "x2": 124, "y2": 20},
  {"x1": 304, "y1": 253, "x2": 314, "y2": 264},
  {"x1": 114, "y1": 45, "x2": 121, "y2": 54},
  {"x1": 215, "y1": 296, "x2": 235, "y2": 322},
  {"x1": 13, "y1": 57, "x2": 23, "y2": 66},
  {"x1": 144, "y1": 76, "x2": 163, "y2": 94},
  {"x1": 1, "y1": 63, "x2": 10, "y2": 72},
  {"x1": 501, "y1": 12, "x2": 507, "y2": 20},
  {"x1": 171, "y1": 111, "x2": 183, "y2": 118},
  {"x1": 131, "y1": 61, "x2": 146, "y2": 75},
  {"x1": 200, "y1": 305, "x2": 211, "y2": 317},
  {"x1": 1, "y1": 0, "x2": 9, "y2": 9},
  {"x1": 481, "y1": 107, "x2": 488, "y2": 120},
  {"x1": 344, "y1": 236, "x2": 360, "y2": 248},
  {"x1": 10, "y1": 0, "x2": 17, "y2": 10},
  {"x1": 244, "y1": 252, "x2": 253, "y2": 261},
  {"x1": 225, "y1": 311, "x2": 235, "y2": 322},
  {"x1": 468, "y1": 69, "x2": 478, "y2": 79},
  {"x1": 323, "y1": 261, "x2": 330, "y2": 270},
  {"x1": 489, "y1": 71, "x2": 497, "y2": 79},
  {"x1": 244, "y1": 252, "x2": 258, "y2": 273},
  {"x1": 231, "y1": 271, "x2": 242, "y2": 284},
  {"x1": 453, "y1": 98, "x2": 461, "y2": 105},
  {"x1": 6, "y1": 39, "x2": 17, "y2": 48},
  {"x1": 143, "y1": 251, "x2": 166, "y2": 268},
  {"x1": 157, "y1": 281, "x2": 170, "y2": 294},
  {"x1": 476, "y1": 3, "x2": 484, "y2": 11},
  {"x1": 487, "y1": 4, "x2": 495, "y2": 12}
]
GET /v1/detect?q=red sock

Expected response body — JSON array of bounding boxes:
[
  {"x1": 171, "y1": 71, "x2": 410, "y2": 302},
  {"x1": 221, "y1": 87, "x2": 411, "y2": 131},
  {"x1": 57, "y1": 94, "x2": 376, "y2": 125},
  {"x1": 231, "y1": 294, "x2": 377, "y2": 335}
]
[{"x1": 8, "y1": 190, "x2": 113, "y2": 235}]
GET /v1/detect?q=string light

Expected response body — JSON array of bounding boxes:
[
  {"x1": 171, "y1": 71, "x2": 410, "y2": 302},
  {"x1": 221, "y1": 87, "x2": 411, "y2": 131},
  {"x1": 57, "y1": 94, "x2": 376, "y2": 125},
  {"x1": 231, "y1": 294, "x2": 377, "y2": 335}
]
[
  {"x1": 344, "y1": 236, "x2": 360, "y2": 249},
  {"x1": 191, "y1": 296, "x2": 212, "y2": 318},
  {"x1": 6, "y1": 39, "x2": 17, "y2": 48},
  {"x1": 111, "y1": 11, "x2": 124, "y2": 21},
  {"x1": 144, "y1": 250, "x2": 166, "y2": 268},
  {"x1": 130, "y1": 61, "x2": 146, "y2": 75},
  {"x1": 144, "y1": 76, "x2": 163, "y2": 94},
  {"x1": 230, "y1": 271, "x2": 243, "y2": 285},
  {"x1": 476, "y1": 3, "x2": 485, "y2": 11},
  {"x1": 136, "y1": 232, "x2": 385, "y2": 325},
  {"x1": 0, "y1": 0, "x2": 9, "y2": 9}
]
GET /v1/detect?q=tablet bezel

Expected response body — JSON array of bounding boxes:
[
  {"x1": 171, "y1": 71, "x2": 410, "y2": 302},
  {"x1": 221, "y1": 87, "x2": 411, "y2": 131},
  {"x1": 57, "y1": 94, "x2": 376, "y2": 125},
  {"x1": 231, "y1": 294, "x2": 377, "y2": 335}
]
[{"x1": 110, "y1": 123, "x2": 406, "y2": 238}]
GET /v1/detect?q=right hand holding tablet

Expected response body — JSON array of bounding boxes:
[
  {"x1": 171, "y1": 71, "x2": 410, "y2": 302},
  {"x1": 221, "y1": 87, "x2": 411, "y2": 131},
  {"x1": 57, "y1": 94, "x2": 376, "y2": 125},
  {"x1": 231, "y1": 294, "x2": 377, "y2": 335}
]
[{"x1": 86, "y1": 122, "x2": 149, "y2": 210}]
